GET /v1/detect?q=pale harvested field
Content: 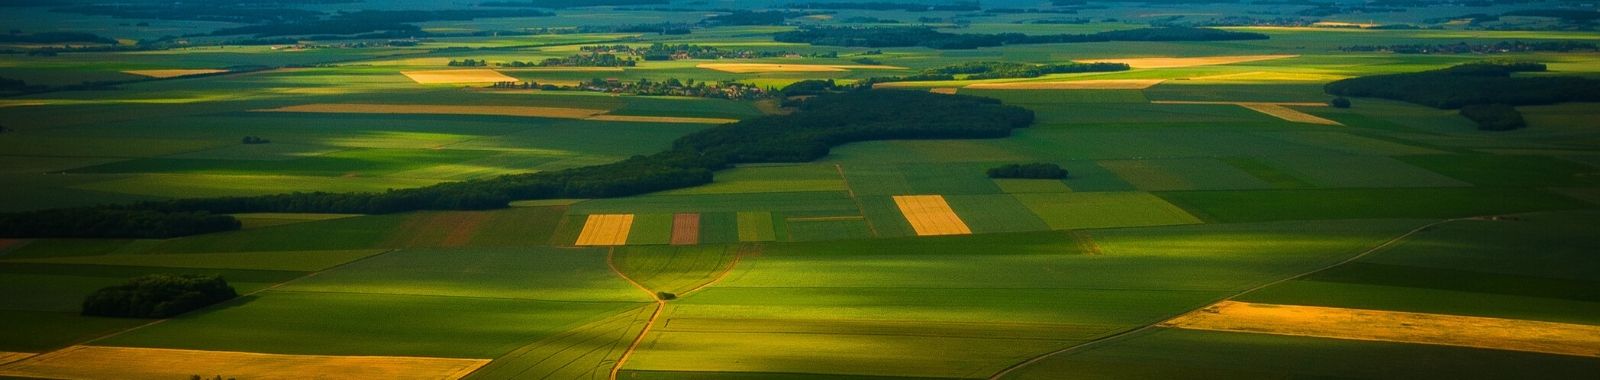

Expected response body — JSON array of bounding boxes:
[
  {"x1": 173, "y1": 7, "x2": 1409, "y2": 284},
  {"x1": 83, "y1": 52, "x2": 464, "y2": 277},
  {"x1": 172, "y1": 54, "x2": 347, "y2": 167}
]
[
  {"x1": 0, "y1": 346, "x2": 488, "y2": 380},
  {"x1": 892, "y1": 195, "x2": 972, "y2": 236},
  {"x1": 671, "y1": 213, "x2": 700, "y2": 246},
  {"x1": 401, "y1": 69, "x2": 517, "y2": 84},
  {"x1": 929, "y1": 87, "x2": 959, "y2": 94},
  {"x1": 496, "y1": 67, "x2": 625, "y2": 72},
  {"x1": 1150, "y1": 101, "x2": 1342, "y2": 125},
  {"x1": 575, "y1": 214, "x2": 635, "y2": 246},
  {"x1": 965, "y1": 79, "x2": 1164, "y2": 90},
  {"x1": 1186, "y1": 71, "x2": 1349, "y2": 82},
  {"x1": 696, "y1": 63, "x2": 906, "y2": 73},
  {"x1": 585, "y1": 114, "x2": 738, "y2": 124},
  {"x1": 0, "y1": 352, "x2": 33, "y2": 366},
  {"x1": 1077, "y1": 55, "x2": 1297, "y2": 69},
  {"x1": 1162, "y1": 301, "x2": 1600, "y2": 358},
  {"x1": 1237, "y1": 103, "x2": 1343, "y2": 125},
  {"x1": 259, "y1": 103, "x2": 606, "y2": 119},
  {"x1": 123, "y1": 69, "x2": 228, "y2": 78}
]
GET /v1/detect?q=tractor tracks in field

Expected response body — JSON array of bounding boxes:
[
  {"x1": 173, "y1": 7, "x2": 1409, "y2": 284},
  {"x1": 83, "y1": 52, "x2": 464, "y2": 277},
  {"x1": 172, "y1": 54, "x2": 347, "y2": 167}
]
[{"x1": 986, "y1": 216, "x2": 1482, "y2": 380}]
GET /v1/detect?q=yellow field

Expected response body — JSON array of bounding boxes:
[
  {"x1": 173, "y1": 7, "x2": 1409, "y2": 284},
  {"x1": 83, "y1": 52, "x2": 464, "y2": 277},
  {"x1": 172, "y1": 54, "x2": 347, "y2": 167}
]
[
  {"x1": 1312, "y1": 21, "x2": 1380, "y2": 28},
  {"x1": 0, "y1": 346, "x2": 488, "y2": 380},
  {"x1": 1236, "y1": 103, "x2": 1343, "y2": 125},
  {"x1": 574, "y1": 214, "x2": 635, "y2": 246},
  {"x1": 696, "y1": 63, "x2": 907, "y2": 73},
  {"x1": 892, "y1": 195, "x2": 972, "y2": 236},
  {"x1": 585, "y1": 114, "x2": 739, "y2": 124},
  {"x1": 1077, "y1": 55, "x2": 1297, "y2": 69},
  {"x1": 1162, "y1": 301, "x2": 1600, "y2": 358},
  {"x1": 929, "y1": 88, "x2": 959, "y2": 94},
  {"x1": 122, "y1": 69, "x2": 228, "y2": 78},
  {"x1": 400, "y1": 69, "x2": 517, "y2": 84},
  {"x1": 965, "y1": 79, "x2": 1164, "y2": 90},
  {"x1": 1185, "y1": 71, "x2": 1349, "y2": 82},
  {"x1": 0, "y1": 352, "x2": 32, "y2": 366},
  {"x1": 258, "y1": 103, "x2": 607, "y2": 119}
]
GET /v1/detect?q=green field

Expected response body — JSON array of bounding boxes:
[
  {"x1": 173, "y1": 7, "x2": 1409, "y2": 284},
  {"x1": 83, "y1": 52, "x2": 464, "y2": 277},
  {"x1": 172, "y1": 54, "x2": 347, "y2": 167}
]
[{"x1": 2, "y1": 1, "x2": 1599, "y2": 379}]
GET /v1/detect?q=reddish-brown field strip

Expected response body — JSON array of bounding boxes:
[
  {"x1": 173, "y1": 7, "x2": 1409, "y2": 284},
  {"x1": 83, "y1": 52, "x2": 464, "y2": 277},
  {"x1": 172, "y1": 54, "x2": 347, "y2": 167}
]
[
  {"x1": 671, "y1": 213, "x2": 701, "y2": 246},
  {"x1": 1163, "y1": 301, "x2": 1600, "y2": 358},
  {"x1": 439, "y1": 212, "x2": 489, "y2": 247},
  {"x1": 0, "y1": 346, "x2": 489, "y2": 380}
]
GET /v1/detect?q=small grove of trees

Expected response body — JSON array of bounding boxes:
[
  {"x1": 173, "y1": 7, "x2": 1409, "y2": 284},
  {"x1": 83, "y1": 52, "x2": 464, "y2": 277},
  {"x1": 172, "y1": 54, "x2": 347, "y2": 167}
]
[
  {"x1": 241, "y1": 136, "x2": 270, "y2": 144},
  {"x1": 82, "y1": 274, "x2": 237, "y2": 318},
  {"x1": 1459, "y1": 104, "x2": 1526, "y2": 131},
  {"x1": 0, "y1": 91, "x2": 1034, "y2": 239},
  {"x1": 1330, "y1": 97, "x2": 1351, "y2": 108},
  {"x1": 987, "y1": 163, "x2": 1069, "y2": 179},
  {"x1": 447, "y1": 59, "x2": 488, "y2": 67}
]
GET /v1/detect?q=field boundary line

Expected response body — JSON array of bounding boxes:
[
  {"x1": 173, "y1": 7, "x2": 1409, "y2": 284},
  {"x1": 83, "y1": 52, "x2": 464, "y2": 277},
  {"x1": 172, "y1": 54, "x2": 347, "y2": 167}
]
[
  {"x1": 834, "y1": 164, "x2": 880, "y2": 237},
  {"x1": 606, "y1": 247, "x2": 666, "y2": 380},
  {"x1": 986, "y1": 217, "x2": 1473, "y2": 380}
]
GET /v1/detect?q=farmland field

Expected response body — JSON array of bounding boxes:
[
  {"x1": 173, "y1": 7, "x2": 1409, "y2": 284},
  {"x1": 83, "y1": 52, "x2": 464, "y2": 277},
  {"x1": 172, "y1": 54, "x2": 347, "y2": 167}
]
[{"x1": 1, "y1": 1, "x2": 1597, "y2": 379}]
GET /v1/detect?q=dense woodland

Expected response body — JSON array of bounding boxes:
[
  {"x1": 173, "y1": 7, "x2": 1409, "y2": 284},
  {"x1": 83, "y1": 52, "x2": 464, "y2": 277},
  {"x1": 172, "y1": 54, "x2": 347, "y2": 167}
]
[
  {"x1": 1325, "y1": 62, "x2": 1600, "y2": 108},
  {"x1": 1459, "y1": 103, "x2": 1527, "y2": 131},
  {"x1": 82, "y1": 274, "x2": 238, "y2": 318},
  {"x1": 774, "y1": 27, "x2": 1268, "y2": 49},
  {"x1": 1326, "y1": 62, "x2": 1600, "y2": 130},
  {"x1": 987, "y1": 163, "x2": 1069, "y2": 179},
  {"x1": 0, "y1": 91, "x2": 1033, "y2": 238}
]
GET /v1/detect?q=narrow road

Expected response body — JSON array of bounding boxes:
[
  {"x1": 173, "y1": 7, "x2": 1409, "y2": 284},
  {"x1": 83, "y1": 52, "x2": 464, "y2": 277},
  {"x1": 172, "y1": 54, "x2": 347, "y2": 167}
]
[
  {"x1": 986, "y1": 217, "x2": 1476, "y2": 380},
  {"x1": 605, "y1": 247, "x2": 664, "y2": 380}
]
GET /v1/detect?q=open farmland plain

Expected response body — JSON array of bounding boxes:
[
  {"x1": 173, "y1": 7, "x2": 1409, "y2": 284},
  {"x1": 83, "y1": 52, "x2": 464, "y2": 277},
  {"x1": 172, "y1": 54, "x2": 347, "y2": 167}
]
[{"x1": 1, "y1": 1, "x2": 1598, "y2": 379}]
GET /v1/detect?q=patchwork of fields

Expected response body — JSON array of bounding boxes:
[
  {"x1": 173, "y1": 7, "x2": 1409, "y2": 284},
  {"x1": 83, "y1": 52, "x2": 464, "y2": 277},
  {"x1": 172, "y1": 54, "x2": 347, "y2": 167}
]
[{"x1": 2, "y1": 3, "x2": 1599, "y2": 379}]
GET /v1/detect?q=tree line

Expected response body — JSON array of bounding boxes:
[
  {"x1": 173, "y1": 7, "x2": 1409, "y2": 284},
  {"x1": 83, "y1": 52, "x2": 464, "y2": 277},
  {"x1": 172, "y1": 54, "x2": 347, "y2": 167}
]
[
  {"x1": 773, "y1": 26, "x2": 1268, "y2": 49},
  {"x1": 1325, "y1": 61, "x2": 1600, "y2": 131},
  {"x1": 0, "y1": 90, "x2": 1033, "y2": 239}
]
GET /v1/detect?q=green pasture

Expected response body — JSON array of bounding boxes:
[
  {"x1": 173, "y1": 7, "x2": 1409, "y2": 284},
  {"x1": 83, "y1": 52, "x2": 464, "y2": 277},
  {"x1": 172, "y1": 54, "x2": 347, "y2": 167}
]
[
  {"x1": 98, "y1": 290, "x2": 641, "y2": 358},
  {"x1": 1161, "y1": 187, "x2": 1591, "y2": 223},
  {"x1": 625, "y1": 220, "x2": 1423, "y2": 378},
  {"x1": 1013, "y1": 192, "x2": 1202, "y2": 230},
  {"x1": 1240, "y1": 210, "x2": 1600, "y2": 325},
  {"x1": 613, "y1": 245, "x2": 739, "y2": 295},
  {"x1": 277, "y1": 247, "x2": 646, "y2": 302}
]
